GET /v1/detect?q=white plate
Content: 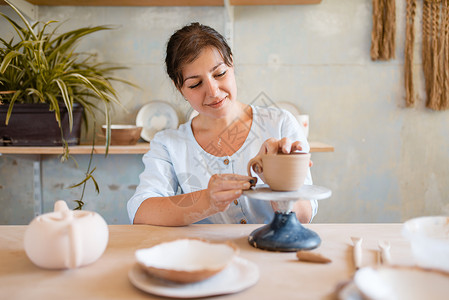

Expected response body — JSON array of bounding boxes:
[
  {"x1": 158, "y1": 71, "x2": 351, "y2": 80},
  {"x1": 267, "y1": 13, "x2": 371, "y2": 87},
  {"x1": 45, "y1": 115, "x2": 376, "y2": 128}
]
[
  {"x1": 136, "y1": 101, "x2": 179, "y2": 141},
  {"x1": 338, "y1": 266, "x2": 449, "y2": 300},
  {"x1": 270, "y1": 101, "x2": 300, "y2": 115},
  {"x1": 244, "y1": 184, "x2": 332, "y2": 202},
  {"x1": 128, "y1": 256, "x2": 259, "y2": 298}
]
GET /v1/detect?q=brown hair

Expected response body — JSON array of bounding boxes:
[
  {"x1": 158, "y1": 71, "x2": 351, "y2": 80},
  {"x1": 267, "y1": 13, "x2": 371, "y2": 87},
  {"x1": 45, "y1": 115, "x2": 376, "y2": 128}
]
[{"x1": 165, "y1": 22, "x2": 233, "y2": 90}]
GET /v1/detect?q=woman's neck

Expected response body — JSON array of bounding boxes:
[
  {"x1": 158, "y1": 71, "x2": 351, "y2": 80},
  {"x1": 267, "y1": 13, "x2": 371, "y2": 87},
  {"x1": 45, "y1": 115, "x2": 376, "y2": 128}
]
[
  {"x1": 193, "y1": 102, "x2": 250, "y2": 131},
  {"x1": 191, "y1": 102, "x2": 253, "y2": 157}
]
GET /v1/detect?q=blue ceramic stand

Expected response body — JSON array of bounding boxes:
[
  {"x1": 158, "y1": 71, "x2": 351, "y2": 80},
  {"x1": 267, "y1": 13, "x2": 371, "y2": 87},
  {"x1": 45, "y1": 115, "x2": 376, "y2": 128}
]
[
  {"x1": 248, "y1": 212, "x2": 321, "y2": 252},
  {"x1": 244, "y1": 185, "x2": 331, "y2": 252}
]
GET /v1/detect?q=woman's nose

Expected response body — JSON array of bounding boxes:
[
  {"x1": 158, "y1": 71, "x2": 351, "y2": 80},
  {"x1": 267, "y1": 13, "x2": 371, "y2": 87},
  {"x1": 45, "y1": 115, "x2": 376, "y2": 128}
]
[{"x1": 205, "y1": 78, "x2": 219, "y2": 97}]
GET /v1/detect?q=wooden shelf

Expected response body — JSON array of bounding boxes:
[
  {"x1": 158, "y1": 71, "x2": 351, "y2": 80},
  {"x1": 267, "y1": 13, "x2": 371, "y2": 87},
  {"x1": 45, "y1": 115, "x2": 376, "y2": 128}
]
[
  {"x1": 0, "y1": 142, "x2": 150, "y2": 155},
  {"x1": 1, "y1": 0, "x2": 321, "y2": 6},
  {"x1": 309, "y1": 141, "x2": 334, "y2": 153},
  {"x1": 0, "y1": 141, "x2": 332, "y2": 155},
  {"x1": 231, "y1": 0, "x2": 321, "y2": 4},
  {"x1": 26, "y1": 0, "x2": 222, "y2": 6}
]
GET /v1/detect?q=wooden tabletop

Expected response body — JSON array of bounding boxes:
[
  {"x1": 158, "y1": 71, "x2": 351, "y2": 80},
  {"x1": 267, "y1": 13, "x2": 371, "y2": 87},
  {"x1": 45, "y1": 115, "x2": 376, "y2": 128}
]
[{"x1": 0, "y1": 223, "x2": 415, "y2": 300}]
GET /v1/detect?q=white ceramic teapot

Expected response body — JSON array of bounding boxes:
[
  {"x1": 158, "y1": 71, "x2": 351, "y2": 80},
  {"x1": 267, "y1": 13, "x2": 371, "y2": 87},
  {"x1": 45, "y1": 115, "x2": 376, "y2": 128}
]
[{"x1": 24, "y1": 200, "x2": 109, "y2": 269}]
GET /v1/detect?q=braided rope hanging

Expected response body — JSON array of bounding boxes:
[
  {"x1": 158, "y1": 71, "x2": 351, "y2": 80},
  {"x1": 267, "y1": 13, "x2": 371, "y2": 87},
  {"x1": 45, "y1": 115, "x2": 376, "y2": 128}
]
[
  {"x1": 371, "y1": 0, "x2": 396, "y2": 60},
  {"x1": 414, "y1": 0, "x2": 449, "y2": 110},
  {"x1": 374, "y1": 0, "x2": 449, "y2": 110},
  {"x1": 405, "y1": 0, "x2": 417, "y2": 106}
]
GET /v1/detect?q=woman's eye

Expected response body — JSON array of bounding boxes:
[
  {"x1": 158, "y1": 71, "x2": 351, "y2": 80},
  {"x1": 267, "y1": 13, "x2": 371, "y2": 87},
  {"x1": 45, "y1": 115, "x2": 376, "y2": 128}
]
[
  {"x1": 188, "y1": 81, "x2": 201, "y2": 89},
  {"x1": 215, "y1": 70, "x2": 227, "y2": 78}
]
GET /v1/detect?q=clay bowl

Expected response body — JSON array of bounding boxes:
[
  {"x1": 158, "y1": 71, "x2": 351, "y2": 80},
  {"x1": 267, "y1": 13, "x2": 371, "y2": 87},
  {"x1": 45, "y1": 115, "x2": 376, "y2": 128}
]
[
  {"x1": 135, "y1": 239, "x2": 238, "y2": 284},
  {"x1": 101, "y1": 125, "x2": 142, "y2": 145},
  {"x1": 402, "y1": 216, "x2": 449, "y2": 273},
  {"x1": 348, "y1": 265, "x2": 449, "y2": 300}
]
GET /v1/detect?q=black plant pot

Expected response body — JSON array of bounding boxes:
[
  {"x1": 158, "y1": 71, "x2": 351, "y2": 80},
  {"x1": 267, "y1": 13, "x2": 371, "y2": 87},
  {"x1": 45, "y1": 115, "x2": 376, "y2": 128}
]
[{"x1": 0, "y1": 103, "x2": 83, "y2": 146}]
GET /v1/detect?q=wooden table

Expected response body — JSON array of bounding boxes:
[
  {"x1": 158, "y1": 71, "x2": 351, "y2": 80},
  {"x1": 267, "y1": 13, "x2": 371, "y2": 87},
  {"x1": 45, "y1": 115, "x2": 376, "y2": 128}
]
[{"x1": 0, "y1": 224, "x2": 413, "y2": 299}]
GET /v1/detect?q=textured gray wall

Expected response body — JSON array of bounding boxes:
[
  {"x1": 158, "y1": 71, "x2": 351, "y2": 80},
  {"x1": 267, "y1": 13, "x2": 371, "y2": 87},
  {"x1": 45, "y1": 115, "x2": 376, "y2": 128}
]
[{"x1": 1, "y1": 0, "x2": 448, "y2": 225}]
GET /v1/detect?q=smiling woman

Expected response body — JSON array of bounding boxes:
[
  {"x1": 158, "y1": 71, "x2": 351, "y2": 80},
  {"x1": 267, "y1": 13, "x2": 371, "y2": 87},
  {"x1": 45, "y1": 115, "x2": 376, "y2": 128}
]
[
  {"x1": 127, "y1": 22, "x2": 316, "y2": 226},
  {"x1": 181, "y1": 47, "x2": 239, "y2": 121}
]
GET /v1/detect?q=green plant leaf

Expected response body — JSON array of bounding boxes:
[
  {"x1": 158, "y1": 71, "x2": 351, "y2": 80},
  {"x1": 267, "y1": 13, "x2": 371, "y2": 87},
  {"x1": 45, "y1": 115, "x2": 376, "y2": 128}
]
[
  {"x1": 4, "y1": 0, "x2": 37, "y2": 40},
  {"x1": 1, "y1": 0, "x2": 138, "y2": 210},
  {"x1": 5, "y1": 90, "x2": 21, "y2": 125},
  {"x1": 55, "y1": 78, "x2": 73, "y2": 131},
  {"x1": 68, "y1": 174, "x2": 92, "y2": 189},
  {"x1": 45, "y1": 92, "x2": 62, "y2": 126},
  {"x1": 90, "y1": 173, "x2": 100, "y2": 194},
  {"x1": 0, "y1": 51, "x2": 21, "y2": 73},
  {"x1": 0, "y1": 13, "x2": 26, "y2": 41}
]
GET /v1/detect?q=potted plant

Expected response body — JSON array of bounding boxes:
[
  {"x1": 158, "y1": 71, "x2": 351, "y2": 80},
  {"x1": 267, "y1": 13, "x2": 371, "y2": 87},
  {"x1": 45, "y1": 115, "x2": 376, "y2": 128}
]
[
  {"x1": 0, "y1": 0, "x2": 133, "y2": 157},
  {"x1": 0, "y1": 1, "x2": 136, "y2": 209}
]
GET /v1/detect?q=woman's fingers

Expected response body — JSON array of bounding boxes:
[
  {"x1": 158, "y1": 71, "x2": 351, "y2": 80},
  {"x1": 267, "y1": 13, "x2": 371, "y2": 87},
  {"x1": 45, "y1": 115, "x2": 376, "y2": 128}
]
[
  {"x1": 279, "y1": 137, "x2": 292, "y2": 153},
  {"x1": 211, "y1": 179, "x2": 251, "y2": 191},
  {"x1": 260, "y1": 138, "x2": 279, "y2": 155},
  {"x1": 207, "y1": 174, "x2": 257, "y2": 212},
  {"x1": 218, "y1": 173, "x2": 254, "y2": 182},
  {"x1": 210, "y1": 174, "x2": 255, "y2": 188},
  {"x1": 209, "y1": 174, "x2": 254, "y2": 191},
  {"x1": 291, "y1": 140, "x2": 303, "y2": 152},
  {"x1": 261, "y1": 137, "x2": 305, "y2": 155}
]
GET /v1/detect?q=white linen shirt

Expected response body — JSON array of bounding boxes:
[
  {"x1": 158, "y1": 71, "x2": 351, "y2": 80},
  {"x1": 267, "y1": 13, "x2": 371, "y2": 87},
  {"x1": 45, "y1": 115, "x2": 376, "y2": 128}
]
[{"x1": 127, "y1": 105, "x2": 317, "y2": 224}]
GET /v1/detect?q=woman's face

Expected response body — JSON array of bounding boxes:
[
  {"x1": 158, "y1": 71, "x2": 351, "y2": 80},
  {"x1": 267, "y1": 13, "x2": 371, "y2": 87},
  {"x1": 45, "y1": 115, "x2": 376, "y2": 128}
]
[{"x1": 180, "y1": 47, "x2": 237, "y2": 119}]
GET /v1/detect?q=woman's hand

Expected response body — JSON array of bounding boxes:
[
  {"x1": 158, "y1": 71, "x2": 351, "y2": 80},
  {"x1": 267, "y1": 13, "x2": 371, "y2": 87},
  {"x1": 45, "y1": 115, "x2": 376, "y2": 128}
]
[
  {"x1": 207, "y1": 174, "x2": 255, "y2": 212},
  {"x1": 257, "y1": 137, "x2": 313, "y2": 166},
  {"x1": 258, "y1": 137, "x2": 304, "y2": 155}
]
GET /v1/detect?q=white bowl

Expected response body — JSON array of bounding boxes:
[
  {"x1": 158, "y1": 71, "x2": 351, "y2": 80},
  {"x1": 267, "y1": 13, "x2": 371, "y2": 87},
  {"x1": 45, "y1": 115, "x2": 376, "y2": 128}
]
[
  {"x1": 135, "y1": 239, "x2": 237, "y2": 283},
  {"x1": 342, "y1": 266, "x2": 449, "y2": 300},
  {"x1": 402, "y1": 216, "x2": 449, "y2": 272}
]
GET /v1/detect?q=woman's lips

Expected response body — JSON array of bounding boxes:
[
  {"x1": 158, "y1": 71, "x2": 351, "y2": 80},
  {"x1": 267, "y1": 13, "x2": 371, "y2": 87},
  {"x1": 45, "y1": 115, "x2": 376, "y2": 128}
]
[{"x1": 207, "y1": 96, "x2": 226, "y2": 108}]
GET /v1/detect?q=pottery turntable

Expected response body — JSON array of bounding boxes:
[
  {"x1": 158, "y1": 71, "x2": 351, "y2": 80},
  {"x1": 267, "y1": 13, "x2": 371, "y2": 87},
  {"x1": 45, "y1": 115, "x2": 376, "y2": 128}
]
[{"x1": 243, "y1": 185, "x2": 332, "y2": 252}]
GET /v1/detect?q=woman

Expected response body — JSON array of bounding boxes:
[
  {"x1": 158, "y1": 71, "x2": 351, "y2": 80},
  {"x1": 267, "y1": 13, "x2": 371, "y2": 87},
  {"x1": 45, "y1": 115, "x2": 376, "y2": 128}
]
[{"x1": 128, "y1": 23, "x2": 317, "y2": 226}]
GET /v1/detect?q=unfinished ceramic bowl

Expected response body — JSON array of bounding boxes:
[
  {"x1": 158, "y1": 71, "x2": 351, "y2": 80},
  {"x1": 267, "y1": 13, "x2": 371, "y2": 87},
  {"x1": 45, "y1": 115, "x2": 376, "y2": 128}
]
[
  {"x1": 135, "y1": 239, "x2": 237, "y2": 284},
  {"x1": 402, "y1": 216, "x2": 449, "y2": 272},
  {"x1": 345, "y1": 266, "x2": 449, "y2": 300},
  {"x1": 247, "y1": 152, "x2": 311, "y2": 191},
  {"x1": 101, "y1": 125, "x2": 142, "y2": 145}
]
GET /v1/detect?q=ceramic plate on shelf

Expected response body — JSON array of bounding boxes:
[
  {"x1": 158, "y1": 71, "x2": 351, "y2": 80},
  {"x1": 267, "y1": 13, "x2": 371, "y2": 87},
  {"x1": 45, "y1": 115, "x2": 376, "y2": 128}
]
[
  {"x1": 270, "y1": 101, "x2": 300, "y2": 116},
  {"x1": 128, "y1": 256, "x2": 259, "y2": 298},
  {"x1": 136, "y1": 101, "x2": 179, "y2": 142},
  {"x1": 338, "y1": 266, "x2": 449, "y2": 300}
]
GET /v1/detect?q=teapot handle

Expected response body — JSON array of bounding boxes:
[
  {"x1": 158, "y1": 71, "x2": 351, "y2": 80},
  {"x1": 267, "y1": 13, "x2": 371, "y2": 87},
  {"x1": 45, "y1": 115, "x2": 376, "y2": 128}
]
[
  {"x1": 54, "y1": 201, "x2": 82, "y2": 269},
  {"x1": 68, "y1": 220, "x2": 82, "y2": 268}
]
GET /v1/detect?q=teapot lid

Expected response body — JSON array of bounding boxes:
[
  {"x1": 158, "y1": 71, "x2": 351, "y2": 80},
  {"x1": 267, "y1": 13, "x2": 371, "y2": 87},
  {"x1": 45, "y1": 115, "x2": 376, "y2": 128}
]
[{"x1": 37, "y1": 200, "x2": 91, "y2": 223}]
